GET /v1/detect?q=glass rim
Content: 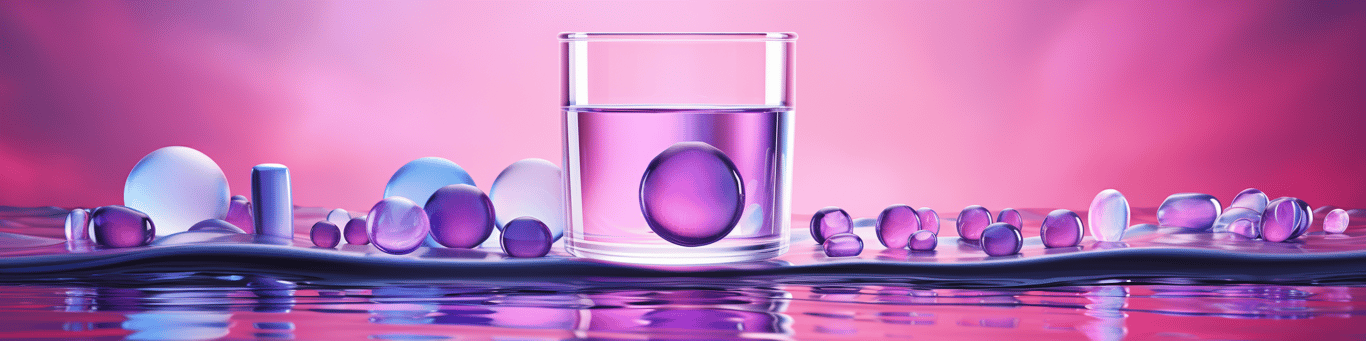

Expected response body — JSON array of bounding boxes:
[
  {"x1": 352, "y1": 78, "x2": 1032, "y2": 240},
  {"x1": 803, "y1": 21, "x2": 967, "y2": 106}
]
[{"x1": 559, "y1": 32, "x2": 797, "y2": 42}]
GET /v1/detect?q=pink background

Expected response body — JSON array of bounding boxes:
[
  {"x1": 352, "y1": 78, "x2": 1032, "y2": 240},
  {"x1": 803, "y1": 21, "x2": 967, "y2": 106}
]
[{"x1": 1, "y1": 1, "x2": 1364, "y2": 219}]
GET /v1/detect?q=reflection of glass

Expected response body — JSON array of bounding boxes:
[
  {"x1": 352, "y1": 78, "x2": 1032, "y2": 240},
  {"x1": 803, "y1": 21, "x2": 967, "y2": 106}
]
[
  {"x1": 561, "y1": 33, "x2": 796, "y2": 264},
  {"x1": 577, "y1": 286, "x2": 792, "y2": 338}
]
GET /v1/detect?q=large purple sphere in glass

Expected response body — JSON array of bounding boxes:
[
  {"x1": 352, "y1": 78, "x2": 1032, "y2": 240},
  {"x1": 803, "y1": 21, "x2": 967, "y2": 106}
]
[
  {"x1": 955, "y1": 205, "x2": 993, "y2": 241},
  {"x1": 91, "y1": 206, "x2": 155, "y2": 248},
  {"x1": 908, "y1": 230, "x2": 937, "y2": 251},
  {"x1": 311, "y1": 221, "x2": 340, "y2": 248},
  {"x1": 1088, "y1": 189, "x2": 1129, "y2": 242},
  {"x1": 980, "y1": 222, "x2": 1022, "y2": 257},
  {"x1": 916, "y1": 207, "x2": 939, "y2": 234},
  {"x1": 367, "y1": 196, "x2": 431, "y2": 255},
  {"x1": 996, "y1": 208, "x2": 1023, "y2": 229},
  {"x1": 501, "y1": 217, "x2": 553, "y2": 258},
  {"x1": 224, "y1": 195, "x2": 254, "y2": 234},
  {"x1": 1157, "y1": 193, "x2": 1222, "y2": 230},
  {"x1": 1262, "y1": 197, "x2": 1309, "y2": 242},
  {"x1": 1324, "y1": 208, "x2": 1350, "y2": 234},
  {"x1": 1041, "y1": 209, "x2": 1083, "y2": 248},
  {"x1": 876, "y1": 204, "x2": 919, "y2": 249},
  {"x1": 344, "y1": 217, "x2": 369, "y2": 245},
  {"x1": 1230, "y1": 188, "x2": 1268, "y2": 212},
  {"x1": 810, "y1": 207, "x2": 852, "y2": 244},
  {"x1": 424, "y1": 184, "x2": 496, "y2": 249},
  {"x1": 1213, "y1": 207, "x2": 1262, "y2": 238},
  {"x1": 638, "y1": 141, "x2": 744, "y2": 247},
  {"x1": 822, "y1": 233, "x2": 863, "y2": 257}
]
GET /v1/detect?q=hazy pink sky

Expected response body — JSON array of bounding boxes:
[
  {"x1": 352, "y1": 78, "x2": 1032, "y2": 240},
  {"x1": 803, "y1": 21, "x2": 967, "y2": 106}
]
[{"x1": 1, "y1": 1, "x2": 1363, "y2": 219}]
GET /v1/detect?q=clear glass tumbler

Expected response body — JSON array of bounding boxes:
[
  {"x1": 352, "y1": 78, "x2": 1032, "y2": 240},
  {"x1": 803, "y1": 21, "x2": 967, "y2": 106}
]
[{"x1": 561, "y1": 32, "x2": 796, "y2": 264}]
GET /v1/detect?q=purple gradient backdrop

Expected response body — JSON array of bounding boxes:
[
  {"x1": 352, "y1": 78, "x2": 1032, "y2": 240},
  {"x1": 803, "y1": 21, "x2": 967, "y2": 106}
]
[{"x1": 1, "y1": 1, "x2": 1364, "y2": 219}]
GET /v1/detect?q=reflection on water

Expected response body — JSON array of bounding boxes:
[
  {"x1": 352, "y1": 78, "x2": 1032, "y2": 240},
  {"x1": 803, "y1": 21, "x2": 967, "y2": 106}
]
[{"x1": 1, "y1": 276, "x2": 1362, "y2": 340}]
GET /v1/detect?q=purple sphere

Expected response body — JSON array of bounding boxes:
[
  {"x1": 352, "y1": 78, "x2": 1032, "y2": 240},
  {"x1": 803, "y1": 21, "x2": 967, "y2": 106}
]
[
  {"x1": 908, "y1": 230, "x2": 937, "y2": 251},
  {"x1": 367, "y1": 196, "x2": 431, "y2": 255},
  {"x1": 91, "y1": 206, "x2": 155, "y2": 248},
  {"x1": 916, "y1": 207, "x2": 939, "y2": 234},
  {"x1": 1213, "y1": 207, "x2": 1262, "y2": 238},
  {"x1": 1230, "y1": 188, "x2": 1268, "y2": 212},
  {"x1": 344, "y1": 217, "x2": 369, "y2": 245},
  {"x1": 425, "y1": 184, "x2": 496, "y2": 248},
  {"x1": 501, "y1": 217, "x2": 553, "y2": 258},
  {"x1": 1324, "y1": 208, "x2": 1350, "y2": 234},
  {"x1": 1262, "y1": 197, "x2": 1308, "y2": 242},
  {"x1": 980, "y1": 222, "x2": 1022, "y2": 257},
  {"x1": 997, "y1": 208, "x2": 1023, "y2": 229},
  {"x1": 876, "y1": 204, "x2": 920, "y2": 249},
  {"x1": 1040, "y1": 209, "x2": 1083, "y2": 248},
  {"x1": 1157, "y1": 193, "x2": 1222, "y2": 230},
  {"x1": 311, "y1": 221, "x2": 340, "y2": 248},
  {"x1": 224, "y1": 195, "x2": 254, "y2": 234},
  {"x1": 955, "y1": 205, "x2": 993, "y2": 241},
  {"x1": 810, "y1": 207, "x2": 852, "y2": 244},
  {"x1": 822, "y1": 233, "x2": 863, "y2": 257},
  {"x1": 638, "y1": 142, "x2": 744, "y2": 247}
]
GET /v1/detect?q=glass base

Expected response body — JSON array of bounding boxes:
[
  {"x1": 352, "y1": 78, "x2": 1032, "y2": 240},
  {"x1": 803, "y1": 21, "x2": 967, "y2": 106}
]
[{"x1": 566, "y1": 234, "x2": 789, "y2": 265}]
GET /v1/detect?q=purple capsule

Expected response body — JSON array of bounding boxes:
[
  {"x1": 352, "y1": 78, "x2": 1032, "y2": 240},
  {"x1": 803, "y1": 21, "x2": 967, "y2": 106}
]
[
  {"x1": 997, "y1": 208, "x2": 1023, "y2": 229},
  {"x1": 366, "y1": 197, "x2": 431, "y2": 255},
  {"x1": 65, "y1": 208, "x2": 91, "y2": 243},
  {"x1": 876, "y1": 205, "x2": 920, "y2": 249},
  {"x1": 908, "y1": 230, "x2": 937, "y2": 251},
  {"x1": 822, "y1": 233, "x2": 863, "y2": 257},
  {"x1": 91, "y1": 206, "x2": 155, "y2": 248},
  {"x1": 1262, "y1": 197, "x2": 1309, "y2": 242},
  {"x1": 1230, "y1": 188, "x2": 1268, "y2": 212},
  {"x1": 1157, "y1": 193, "x2": 1222, "y2": 230},
  {"x1": 955, "y1": 205, "x2": 993, "y2": 241},
  {"x1": 916, "y1": 207, "x2": 939, "y2": 234},
  {"x1": 1212, "y1": 207, "x2": 1262, "y2": 238},
  {"x1": 344, "y1": 217, "x2": 369, "y2": 245},
  {"x1": 188, "y1": 219, "x2": 245, "y2": 233},
  {"x1": 1088, "y1": 189, "x2": 1129, "y2": 242},
  {"x1": 810, "y1": 207, "x2": 852, "y2": 244},
  {"x1": 424, "y1": 184, "x2": 495, "y2": 249},
  {"x1": 638, "y1": 142, "x2": 744, "y2": 247},
  {"x1": 1324, "y1": 209, "x2": 1350, "y2": 234},
  {"x1": 311, "y1": 221, "x2": 340, "y2": 248},
  {"x1": 980, "y1": 222, "x2": 1022, "y2": 257},
  {"x1": 1290, "y1": 198, "x2": 1312, "y2": 239},
  {"x1": 224, "y1": 195, "x2": 254, "y2": 234},
  {"x1": 1041, "y1": 209, "x2": 1084, "y2": 248},
  {"x1": 501, "y1": 217, "x2": 552, "y2": 258}
]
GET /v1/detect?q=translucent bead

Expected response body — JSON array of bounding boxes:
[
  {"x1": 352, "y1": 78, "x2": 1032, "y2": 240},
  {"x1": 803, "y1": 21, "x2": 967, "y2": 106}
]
[
  {"x1": 810, "y1": 207, "x2": 852, "y2": 244},
  {"x1": 224, "y1": 195, "x2": 254, "y2": 234},
  {"x1": 343, "y1": 217, "x2": 369, "y2": 245},
  {"x1": 996, "y1": 208, "x2": 1023, "y2": 229},
  {"x1": 425, "y1": 184, "x2": 495, "y2": 249},
  {"x1": 384, "y1": 157, "x2": 476, "y2": 207},
  {"x1": 501, "y1": 217, "x2": 552, "y2": 258},
  {"x1": 91, "y1": 206, "x2": 156, "y2": 248},
  {"x1": 65, "y1": 208, "x2": 91, "y2": 243},
  {"x1": 980, "y1": 223, "x2": 1023, "y2": 257},
  {"x1": 489, "y1": 158, "x2": 566, "y2": 241},
  {"x1": 311, "y1": 221, "x2": 340, "y2": 248},
  {"x1": 188, "y1": 219, "x2": 244, "y2": 233},
  {"x1": 1262, "y1": 197, "x2": 1309, "y2": 242},
  {"x1": 639, "y1": 142, "x2": 744, "y2": 247},
  {"x1": 908, "y1": 230, "x2": 937, "y2": 251},
  {"x1": 366, "y1": 197, "x2": 431, "y2": 255},
  {"x1": 955, "y1": 205, "x2": 993, "y2": 241},
  {"x1": 1212, "y1": 207, "x2": 1263, "y2": 238},
  {"x1": 123, "y1": 146, "x2": 230, "y2": 236},
  {"x1": 1088, "y1": 189, "x2": 1129, "y2": 242},
  {"x1": 326, "y1": 208, "x2": 350, "y2": 227},
  {"x1": 1290, "y1": 198, "x2": 1313, "y2": 240},
  {"x1": 916, "y1": 207, "x2": 939, "y2": 234},
  {"x1": 822, "y1": 233, "x2": 863, "y2": 257},
  {"x1": 1229, "y1": 188, "x2": 1268, "y2": 212},
  {"x1": 1041, "y1": 209, "x2": 1083, "y2": 248},
  {"x1": 1324, "y1": 208, "x2": 1350, "y2": 234},
  {"x1": 876, "y1": 204, "x2": 919, "y2": 249},
  {"x1": 1157, "y1": 193, "x2": 1221, "y2": 230}
]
